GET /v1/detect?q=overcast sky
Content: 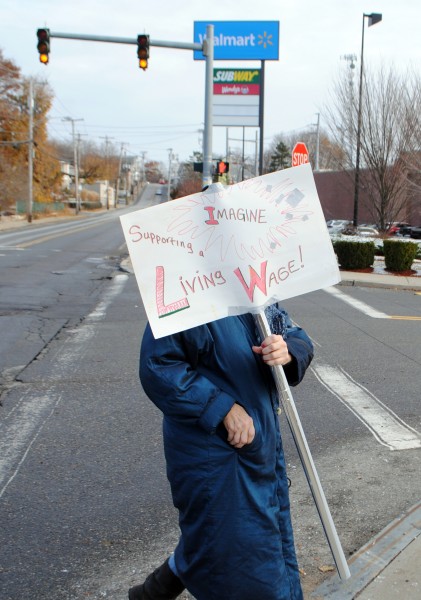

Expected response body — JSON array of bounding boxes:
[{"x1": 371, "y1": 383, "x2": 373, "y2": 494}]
[{"x1": 1, "y1": 0, "x2": 420, "y2": 165}]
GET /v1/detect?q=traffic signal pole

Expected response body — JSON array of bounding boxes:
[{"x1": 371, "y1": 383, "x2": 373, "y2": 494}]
[
  {"x1": 44, "y1": 29, "x2": 214, "y2": 188},
  {"x1": 202, "y1": 25, "x2": 214, "y2": 188}
]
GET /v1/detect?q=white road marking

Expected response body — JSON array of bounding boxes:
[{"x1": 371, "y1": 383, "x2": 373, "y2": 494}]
[
  {"x1": 312, "y1": 363, "x2": 421, "y2": 451},
  {"x1": 324, "y1": 286, "x2": 421, "y2": 321},
  {"x1": 0, "y1": 393, "x2": 63, "y2": 498},
  {"x1": 324, "y1": 286, "x2": 389, "y2": 318},
  {"x1": 86, "y1": 272, "x2": 127, "y2": 322},
  {"x1": 0, "y1": 273, "x2": 129, "y2": 499},
  {"x1": 0, "y1": 246, "x2": 26, "y2": 251}
]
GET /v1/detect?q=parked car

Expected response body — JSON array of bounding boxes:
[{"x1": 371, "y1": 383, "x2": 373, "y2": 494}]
[
  {"x1": 398, "y1": 225, "x2": 413, "y2": 237},
  {"x1": 409, "y1": 225, "x2": 421, "y2": 239},
  {"x1": 340, "y1": 225, "x2": 379, "y2": 237},
  {"x1": 326, "y1": 219, "x2": 352, "y2": 234},
  {"x1": 355, "y1": 226, "x2": 379, "y2": 237},
  {"x1": 155, "y1": 187, "x2": 163, "y2": 196},
  {"x1": 388, "y1": 222, "x2": 410, "y2": 236}
]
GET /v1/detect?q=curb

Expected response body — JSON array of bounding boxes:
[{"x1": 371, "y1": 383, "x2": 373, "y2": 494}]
[
  {"x1": 310, "y1": 500, "x2": 421, "y2": 599},
  {"x1": 339, "y1": 278, "x2": 421, "y2": 292}
]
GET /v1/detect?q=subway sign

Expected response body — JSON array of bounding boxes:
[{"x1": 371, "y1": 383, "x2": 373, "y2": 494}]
[
  {"x1": 213, "y1": 68, "x2": 261, "y2": 95},
  {"x1": 194, "y1": 20, "x2": 279, "y2": 61}
]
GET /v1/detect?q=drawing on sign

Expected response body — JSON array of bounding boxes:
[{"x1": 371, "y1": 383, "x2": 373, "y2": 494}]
[{"x1": 120, "y1": 164, "x2": 340, "y2": 338}]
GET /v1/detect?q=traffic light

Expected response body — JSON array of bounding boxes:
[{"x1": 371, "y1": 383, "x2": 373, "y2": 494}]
[
  {"x1": 37, "y1": 28, "x2": 50, "y2": 65},
  {"x1": 137, "y1": 34, "x2": 150, "y2": 70},
  {"x1": 216, "y1": 160, "x2": 229, "y2": 175}
]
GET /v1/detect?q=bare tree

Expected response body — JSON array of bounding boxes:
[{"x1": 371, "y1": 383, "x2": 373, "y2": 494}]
[
  {"x1": 265, "y1": 129, "x2": 344, "y2": 174},
  {"x1": 324, "y1": 65, "x2": 421, "y2": 229},
  {"x1": 399, "y1": 71, "x2": 421, "y2": 198}
]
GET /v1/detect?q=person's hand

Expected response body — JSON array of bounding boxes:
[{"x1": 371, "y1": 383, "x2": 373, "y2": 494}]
[
  {"x1": 223, "y1": 403, "x2": 255, "y2": 448},
  {"x1": 252, "y1": 334, "x2": 292, "y2": 366}
]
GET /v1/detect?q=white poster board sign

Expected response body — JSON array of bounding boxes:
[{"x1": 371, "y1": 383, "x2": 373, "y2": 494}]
[{"x1": 120, "y1": 163, "x2": 340, "y2": 338}]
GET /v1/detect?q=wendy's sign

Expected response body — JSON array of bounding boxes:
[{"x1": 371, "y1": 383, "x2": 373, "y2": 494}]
[{"x1": 120, "y1": 163, "x2": 340, "y2": 338}]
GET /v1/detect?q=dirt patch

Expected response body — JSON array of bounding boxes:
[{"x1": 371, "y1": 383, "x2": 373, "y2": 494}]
[{"x1": 384, "y1": 268, "x2": 420, "y2": 277}]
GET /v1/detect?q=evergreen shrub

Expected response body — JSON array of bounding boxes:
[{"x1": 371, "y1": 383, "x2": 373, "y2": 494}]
[
  {"x1": 333, "y1": 240, "x2": 376, "y2": 270},
  {"x1": 383, "y1": 240, "x2": 418, "y2": 271}
]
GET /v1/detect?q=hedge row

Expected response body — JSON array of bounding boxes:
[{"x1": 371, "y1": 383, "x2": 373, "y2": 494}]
[{"x1": 332, "y1": 239, "x2": 419, "y2": 271}]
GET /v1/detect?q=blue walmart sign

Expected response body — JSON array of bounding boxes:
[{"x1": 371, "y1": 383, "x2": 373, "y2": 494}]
[{"x1": 194, "y1": 21, "x2": 279, "y2": 61}]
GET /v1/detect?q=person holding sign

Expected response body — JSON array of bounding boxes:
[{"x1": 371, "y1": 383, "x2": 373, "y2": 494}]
[{"x1": 129, "y1": 304, "x2": 313, "y2": 600}]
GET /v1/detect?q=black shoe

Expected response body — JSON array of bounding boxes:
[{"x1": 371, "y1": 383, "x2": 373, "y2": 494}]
[{"x1": 128, "y1": 558, "x2": 185, "y2": 600}]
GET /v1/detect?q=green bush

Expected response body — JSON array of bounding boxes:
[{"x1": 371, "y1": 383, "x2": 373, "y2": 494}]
[
  {"x1": 333, "y1": 240, "x2": 376, "y2": 269},
  {"x1": 383, "y1": 240, "x2": 418, "y2": 271}
]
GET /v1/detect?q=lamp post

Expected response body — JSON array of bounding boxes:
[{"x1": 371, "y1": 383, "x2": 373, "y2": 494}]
[{"x1": 352, "y1": 12, "x2": 382, "y2": 227}]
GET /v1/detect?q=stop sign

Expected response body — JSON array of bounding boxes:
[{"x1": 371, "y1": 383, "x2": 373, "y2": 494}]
[{"x1": 292, "y1": 142, "x2": 309, "y2": 167}]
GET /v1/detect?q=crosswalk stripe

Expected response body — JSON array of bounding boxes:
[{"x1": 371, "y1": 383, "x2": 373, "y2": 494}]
[
  {"x1": 312, "y1": 363, "x2": 421, "y2": 451},
  {"x1": 325, "y1": 287, "x2": 420, "y2": 321}
]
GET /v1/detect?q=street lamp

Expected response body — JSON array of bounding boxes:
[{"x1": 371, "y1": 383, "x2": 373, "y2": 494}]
[{"x1": 352, "y1": 12, "x2": 382, "y2": 227}]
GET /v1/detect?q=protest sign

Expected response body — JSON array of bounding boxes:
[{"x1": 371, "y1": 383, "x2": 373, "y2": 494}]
[{"x1": 120, "y1": 163, "x2": 340, "y2": 338}]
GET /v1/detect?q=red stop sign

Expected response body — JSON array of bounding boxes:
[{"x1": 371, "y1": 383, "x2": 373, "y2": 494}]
[{"x1": 292, "y1": 142, "x2": 309, "y2": 167}]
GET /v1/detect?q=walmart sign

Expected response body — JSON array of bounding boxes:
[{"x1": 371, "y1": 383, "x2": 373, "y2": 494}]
[{"x1": 194, "y1": 21, "x2": 279, "y2": 61}]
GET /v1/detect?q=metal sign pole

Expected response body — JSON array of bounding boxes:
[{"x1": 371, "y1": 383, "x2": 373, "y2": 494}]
[
  {"x1": 254, "y1": 311, "x2": 351, "y2": 580},
  {"x1": 202, "y1": 24, "x2": 214, "y2": 188},
  {"x1": 258, "y1": 60, "x2": 265, "y2": 176}
]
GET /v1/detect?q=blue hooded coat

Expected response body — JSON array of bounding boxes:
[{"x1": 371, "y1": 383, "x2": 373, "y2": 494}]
[{"x1": 140, "y1": 307, "x2": 313, "y2": 600}]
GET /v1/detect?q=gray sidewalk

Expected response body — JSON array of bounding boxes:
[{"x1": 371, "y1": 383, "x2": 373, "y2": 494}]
[
  {"x1": 340, "y1": 268, "x2": 421, "y2": 291},
  {"x1": 311, "y1": 501, "x2": 421, "y2": 599}
]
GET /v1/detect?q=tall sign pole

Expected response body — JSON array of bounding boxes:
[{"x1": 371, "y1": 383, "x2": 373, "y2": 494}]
[
  {"x1": 202, "y1": 24, "x2": 214, "y2": 187},
  {"x1": 258, "y1": 60, "x2": 265, "y2": 175}
]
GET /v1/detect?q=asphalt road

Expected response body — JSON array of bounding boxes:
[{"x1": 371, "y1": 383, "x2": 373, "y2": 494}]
[{"x1": 0, "y1": 185, "x2": 420, "y2": 599}]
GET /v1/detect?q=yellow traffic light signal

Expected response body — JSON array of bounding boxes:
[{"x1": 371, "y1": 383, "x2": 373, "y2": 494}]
[
  {"x1": 37, "y1": 28, "x2": 50, "y2": 65},
  {"x1": 137, "y1": 34, "x2": 150, "y2": 70}
]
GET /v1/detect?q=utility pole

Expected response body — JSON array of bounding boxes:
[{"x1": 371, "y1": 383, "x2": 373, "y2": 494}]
[
  {"x1": 76, "y1": 133, "x2": 86, "y2": 206},
  {"x1": 116, "y1": 142, "x2": 127, "y2": 208},
  {"x1": 167, "y1": 148, "x2": 173, "y2": 202},
  {"x1": 63, "y1": 116, "x2": 84, "y2": 213},
  {"x1": 314, "y1": 113, "x2": 320, "y2": 171},
  {"x1": 254, "y1": 131, "x2": 259, "y2": 177},
  {"x1": 27, "y1": 79, "x2": 34, "y2": 223},
  {"x1": 100, "y1": 135, "x2": 114, "y2": 209},
  {"x1": 140, "y1": 151, "x2": 147, "y2": 184}
]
